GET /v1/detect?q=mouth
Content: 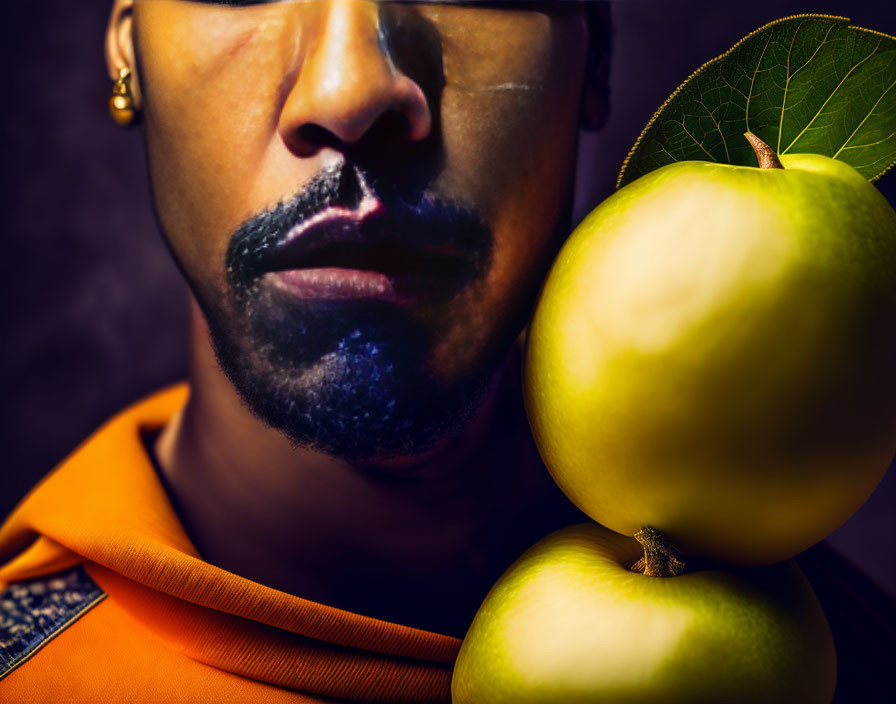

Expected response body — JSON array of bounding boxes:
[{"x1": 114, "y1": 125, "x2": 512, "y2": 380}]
[{"x1": 252, "y1": 195, "x2": 483, "y2": 304}]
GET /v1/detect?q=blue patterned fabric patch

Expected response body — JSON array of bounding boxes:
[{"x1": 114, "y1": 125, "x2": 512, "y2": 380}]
[{"x1": 0, "y1": 565, "x2": 105, "y2": 679}]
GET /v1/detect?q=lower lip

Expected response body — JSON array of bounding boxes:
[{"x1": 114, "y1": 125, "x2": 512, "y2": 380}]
[{"x1": 264, "y1": 268, "x2": 409, "y2": 303}]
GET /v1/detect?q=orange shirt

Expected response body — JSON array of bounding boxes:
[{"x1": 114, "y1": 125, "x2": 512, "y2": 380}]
[{"x1": 0, "y1": 385, "x2": 460, "y2": 702}]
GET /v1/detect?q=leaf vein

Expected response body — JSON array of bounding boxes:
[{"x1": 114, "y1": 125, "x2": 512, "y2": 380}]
[
  {"x1": 787, "y1": 24, "x2": 838, "y2": 82},
  {"x1": 781, "y1": 38, "x2": 884, "y2": 153},
  {"x1": 833, "y1": 77, "x2": 896, "y2": 158},
  {"x1": 838, "y1": 132, "x2": 896, "y2": 150},
  {"x1": 721, "y1": 75, "x2": 750, "y2": 100},
  {"x1": 698, "y1": 100, "x2": 731, "y2": 161},
  {"x1": 679, "y1": 122, "x2": 718, "y2": 162},
  {"x1": 746, "y1": 32, "x2": 774, "y2": 132},
  {"x1": 778, "y1": 21, "x2": 805, "y2": 152}
]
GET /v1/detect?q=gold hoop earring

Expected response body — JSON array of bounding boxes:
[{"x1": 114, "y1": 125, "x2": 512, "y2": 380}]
[{"x1": 109, "y1": 67, "x2": 138, "y2": 128}]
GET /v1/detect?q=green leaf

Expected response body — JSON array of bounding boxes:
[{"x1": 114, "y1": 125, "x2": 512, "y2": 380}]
[{"x1": 617, "y1": 14, "x2": 896, "y2": 188}]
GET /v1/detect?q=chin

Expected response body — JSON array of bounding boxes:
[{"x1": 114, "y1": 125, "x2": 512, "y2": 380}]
[{"x1": 203, "y1": 292, "x2": 494, "y2": 462}]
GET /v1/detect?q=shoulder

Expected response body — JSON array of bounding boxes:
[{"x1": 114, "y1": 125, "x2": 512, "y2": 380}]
[{"x1": 0, "y1": 566, "x2": 105, "y2": 680}]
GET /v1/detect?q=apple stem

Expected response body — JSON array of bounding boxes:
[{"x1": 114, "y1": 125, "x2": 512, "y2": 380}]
[
  {"x1": 744, "y1": 132, "x2": 784, "y2": 170},
  {"x1": 631, "y1": 526, "x2": 687, "y2": 578}
]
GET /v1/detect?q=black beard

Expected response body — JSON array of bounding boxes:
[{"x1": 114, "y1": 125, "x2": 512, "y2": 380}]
[{"x1": 202, "y1": 164, "x2": 496, "y2": 461}]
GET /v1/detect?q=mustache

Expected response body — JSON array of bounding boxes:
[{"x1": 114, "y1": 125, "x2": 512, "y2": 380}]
[{"x1": 225, "y1": 164, "x2": 493, "y2": 293}]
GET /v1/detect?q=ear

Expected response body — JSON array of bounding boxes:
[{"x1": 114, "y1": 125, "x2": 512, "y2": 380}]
[
  {"x1": 105, "y1": 0, "x2": 142, "y2": 109},
  {"x1": 581, "y1": 2, "x2": 612, "y2": 132}
]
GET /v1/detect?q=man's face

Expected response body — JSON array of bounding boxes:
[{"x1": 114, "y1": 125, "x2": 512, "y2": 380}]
[{"x1": 126, "y1": 0, "x2": 593, "y2": 461}]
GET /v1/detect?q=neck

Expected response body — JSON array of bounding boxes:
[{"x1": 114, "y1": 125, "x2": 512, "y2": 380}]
[{"x1": 154, "y1": 300, "x2": 578, "y2": 637}]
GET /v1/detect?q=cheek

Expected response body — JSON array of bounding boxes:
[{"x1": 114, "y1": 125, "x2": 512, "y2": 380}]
[
  {"x1": 439, "y1": 16, "x2": 587, "y2": 335},
  {"x1": 437, "y1": 11, "x2": 586, "y2": 197},
  {"x1": 133, "y1": 3, "x2": 299, "y2": 284},
  {"x1": 421, "y1": 14, "x2": 587, "y2": 378}
]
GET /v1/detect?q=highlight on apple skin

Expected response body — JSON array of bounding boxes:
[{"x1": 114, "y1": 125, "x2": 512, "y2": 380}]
[
  {"x1": 451, "y1": 522, "x2": 836, "y2": 704},
  {"x1": 524, "y1": 151, "x2": 896, "y2": 566}
]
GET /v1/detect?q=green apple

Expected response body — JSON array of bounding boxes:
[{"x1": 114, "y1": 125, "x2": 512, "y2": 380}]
[
  {"x1": 524, "y1": 141, "x2": 896, "y2": 565},
  {"x1": 451, "y1": 523, "x2": 836, "y2": 704}
]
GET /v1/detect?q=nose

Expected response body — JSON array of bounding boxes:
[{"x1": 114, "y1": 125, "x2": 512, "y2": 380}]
[{"x1": 279, "y1": 0, "x2": 433, "y2": 157}]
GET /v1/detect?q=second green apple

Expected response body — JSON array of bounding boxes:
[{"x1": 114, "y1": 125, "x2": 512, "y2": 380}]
[{"x1": 452, "y1": 523, "x2": 836, "y2": 704}]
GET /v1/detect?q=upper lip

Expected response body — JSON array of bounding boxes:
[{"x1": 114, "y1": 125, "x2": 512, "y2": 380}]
[{"x1": 260, "y1": 195, "x2": 472, "y2": 280}]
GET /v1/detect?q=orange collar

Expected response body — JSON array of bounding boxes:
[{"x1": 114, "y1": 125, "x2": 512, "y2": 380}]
[{"x1": 0, "y1": 385, "x2": 460, "y2": 702}]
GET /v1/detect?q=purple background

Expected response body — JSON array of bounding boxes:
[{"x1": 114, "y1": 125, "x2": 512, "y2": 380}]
[{"x1": 1, "y1": 1, "x2": 894, "y2": 595}]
